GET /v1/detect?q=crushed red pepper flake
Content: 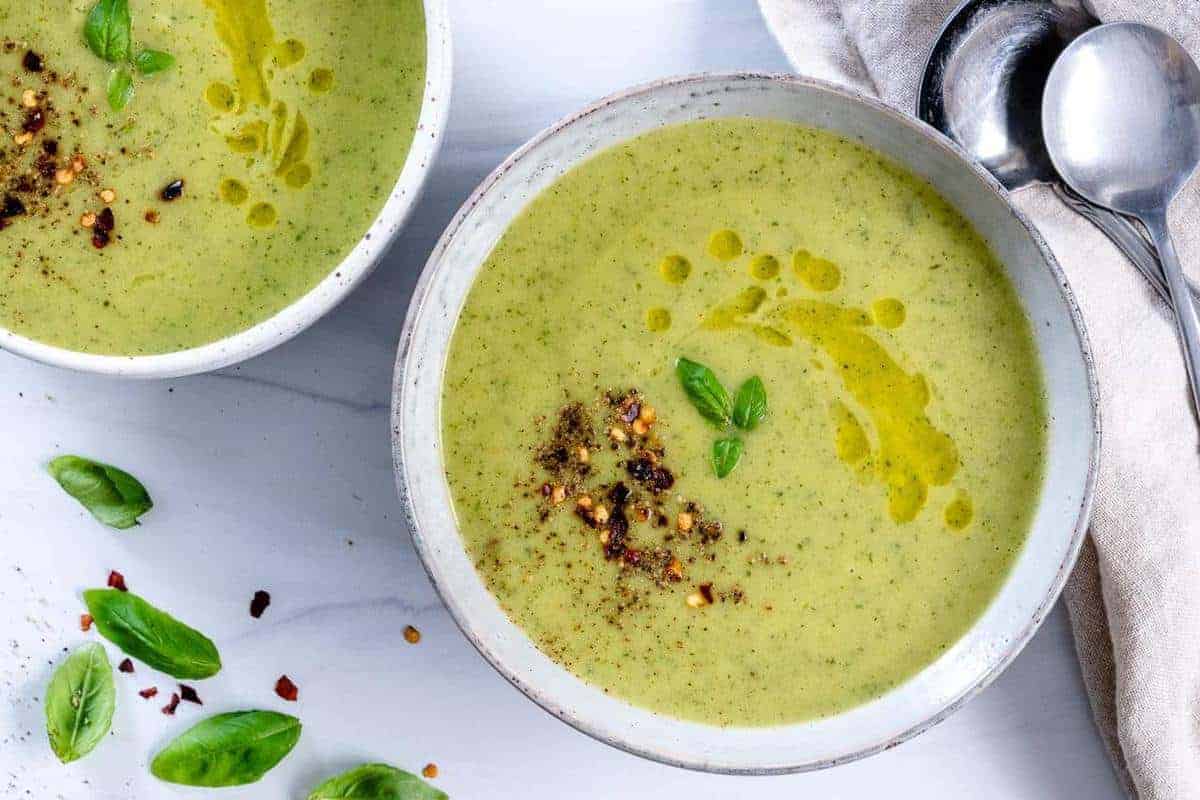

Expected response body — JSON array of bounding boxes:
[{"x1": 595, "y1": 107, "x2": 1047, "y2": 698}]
[
  {"x1": 161, "y1": 693, "x2": 181, "y2": 715},
  {"x1": 107, "y1": 570, "x2": 127, "y2": 591},
  {"x1": 403, "y1": 625, "x2": 421, "y2": 644},
  {"x1": 138, "y1": 687, "x2": 158, "y2": 699},
  {"x1": 274, "y1": 675, "x2": 299, "y2": 701},
  {"x1": 249, "y1": 590, "x2": 271, "y2": 618},
  {"x1": 422, "y1": 763, "x2": 438, "y2": 779},
  {"x1": 179, "y1": 684, "x2": 202, "y2": 704},
  {"x1": 118, "y1": 658, "x2": 134, "y2": 673},
  {"x1": 79, "y1": 613, "x2": 93, "y2": 632}
]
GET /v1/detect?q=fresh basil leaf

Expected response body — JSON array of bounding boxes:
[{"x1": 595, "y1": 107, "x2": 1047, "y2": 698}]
[
  {"x1": 134, "y1": 49, "x2": 175, "y2": 75},
  {"x1": 84, "y1": 0, "x2": 132, "y2": 63},
  {"x1": 308, "y1": 763, "x2": 448, "y2": 800},
  {"x1": 732, "y1": 376, "x2": 768, "y2": 431},
  {"x1": 47, "y1": 455, "x2": 152, "y2": 530},
  {"x1": 83, "y1": 589, "x2": 221, "y2": 679},
  {"x1": 44, "y1": 643, "x2": 115, "y2": 764},
  {"x1": 151, "y1": 711, "x2": 301, "y2": 787},
  {"x1": 107, "y1": 67, "x2": 134, "y2": 111},
  {"x1": 675, "y1": 357, "x2": 732, "y2": 427},
  {"x1": 711, "y1": 437, "x2": 744, "y2": 479}
]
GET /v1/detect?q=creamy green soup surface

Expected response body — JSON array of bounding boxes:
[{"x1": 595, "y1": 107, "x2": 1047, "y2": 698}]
[
  {"x1": 442, "y1": 118, "x2": 1047, "y2": 727},
  {"x1": 0, "y1": 0, "x2": 425, "y2": 354}
]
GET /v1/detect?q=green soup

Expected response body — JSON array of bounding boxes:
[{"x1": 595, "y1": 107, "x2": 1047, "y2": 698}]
[
  {"x1": 442, "y1": 119, "x2": 1047, "y2": 727},
  {"x1": 0, "y1": 0, "x2": 425, "y2": 355}
]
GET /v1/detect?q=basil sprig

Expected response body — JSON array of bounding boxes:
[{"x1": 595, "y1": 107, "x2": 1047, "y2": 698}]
[
  {"x1": 106, "y1": 68, "x2": 134, "y2": 112},
  {"x1": 44, "y1": 643, "x2": 116, "y2": 764},
  {"x1": 308, "y1": 763, "x2": 448, "y2": 800},
  {"x1": 83, "y1": 0, "x2": 174, "y2": 110},
  {"x1": 47, "y1": 455, "x2": 152, "y2": 529},
  {"x1": 675, "y1": 357, "x2": 769, "y2": 478},
  {"x1": 151, "y1": 711, "x2": 301, "y2": 787},
  {"x1": 84, "y1": 589, "x2": 221, "y2": 679},
  {"x1": 675, "y1": 358, "x2": 732, "y2": 426},
  {"x1": 711, "y1": 437, "x2": 745, "y2": 479},
  {"x1": 84, "y1": 0, "x2": 132, "y2": 62},
  {"x1": 732, "y1": 376, "x2": 768, "y2": 430}
]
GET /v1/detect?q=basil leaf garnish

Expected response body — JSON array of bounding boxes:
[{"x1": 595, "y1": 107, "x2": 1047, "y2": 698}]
[
  {"x1": 47, "y1": 455, "x2": 152, "y2": 530},
  {"x1": 84, "y1": 0, "x2": 132, "y2": 63},
  {"x1": 150, "y1": 710, "x2": 301, "y2": 787},
  {"x1": 675, "y1": 357, "x2": 732, "y2": 427},
  {"x1": 83, "y1": 589, "x2": 221, "y2": 679},
  {"x1": 732, "y1": 376, "x2": 768, "y2": 430},
  {"x1": 134, "y1": 49, "x2": 175, "y2": 75},
  {"x1": 107, "y1": 67, "x2": 134, "y2": 111},
  {"x1": 44, "y1": 643, "x2": 115, "y2": 764},
  {"x1": 711, "y1": 437, "x2": 744, "y2": 479},
  {"x1": 308, "y1": 763, "x2": 449, "y2": 800}
]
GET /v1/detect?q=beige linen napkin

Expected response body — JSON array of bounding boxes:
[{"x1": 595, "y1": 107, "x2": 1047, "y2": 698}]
[{"x1": 757, "y1": 2, "x2": 1200, "y2": 797}]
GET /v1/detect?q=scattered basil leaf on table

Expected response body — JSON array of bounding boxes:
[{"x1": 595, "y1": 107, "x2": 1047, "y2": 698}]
[
  {"x1": 47, "y1": 455, "x2": 152, "y2": 529},
  {"x1": 307, "y1": 763, "x2": 448, "y2": 800},
  {"x1": 711, "y1": 437, "x2": 744, "y2": 479},
  {"x1": 731, "y1": 376, "x2": 768, "y2": 430},
  {"x1": 83, "y1": 589, "x2": 221, "y2": 679},
  {"x1": 44, "y1": 642, "x2": 115, "y2": 764},
  {"x1": 150, "y1": 710, "x2": 301, "y2": 787},
  {"x1": 133, "y1": 49, "x2": 175, "y2": 75},
  {"x1": 675, "y1": 357, "x2": 732, "y2": 426},
  {"x1": 106, "y1": 67, "x2": 134, "y2": 111},
  {"x1": 84, "y1": 0, "x2": 132, "y2": 63}
]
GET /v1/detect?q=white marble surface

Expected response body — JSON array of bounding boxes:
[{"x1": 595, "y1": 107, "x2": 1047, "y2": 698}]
[{"x1": 0, "y1": 1, "x2": 1124, "y2": 798}]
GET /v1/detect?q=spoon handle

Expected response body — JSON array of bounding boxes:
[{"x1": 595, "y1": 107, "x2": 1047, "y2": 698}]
[
  {"x1": 1144, "y1": 215, "x2": 1200, "y2": 420},
  {"x1": 1052, "y1": 184, "x2": 1199, "y2": 305}
]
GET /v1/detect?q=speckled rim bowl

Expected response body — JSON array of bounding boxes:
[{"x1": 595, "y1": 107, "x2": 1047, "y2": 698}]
[
  {"x1": 0, "y1": 0, "x2": 451, "y2": 379},
  {"x1": 392, "y1": 73, "x2": 1100, "y2": 774}
]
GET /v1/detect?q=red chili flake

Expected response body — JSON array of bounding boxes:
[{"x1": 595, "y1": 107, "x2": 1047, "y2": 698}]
[
  {"x1": 274, "y1": 675, "x2": 299, "y2": 702},
  {"x1": 92, "y1": 207, "x2": 115, "y2": 249},
  {"x1": 22, "y1": 109, "x2": 45, "y2": 134},
  {"x1": 179, "y1": 684, "x2": 202, "y2": 704},
  {"x1": 161, "y1": 693, "x2": 181, "y2": 715},
  {"x1": 622, "y1": 547, "x2": 642, "y2": 566},
  {"x1": 118, "y1": 658, "x2": 134, "y2": 673},
  {"x1": 79, "y1": 613, "x2": 93, "y2": 632},
  {"x1": 107, "y1": 570, "x2": 127, "y2": 591},
  {"x1": 249, "y1": 590, "x2": 271, "y2": 619},
  {"x1": 138, "y1": 687, "x2": 158, "y2": 699},
  {"x1": 144, "y1": 209, "x2": 160, "y2": 224},
  {"x1": 160, "y1": 179, "x2": 184, "y2": 201},
  {"x1": 699, "y1": 583, "x2": 715, "y2": 604},
  {"x1": 22, "y1": 50, "x2": 44, "y2": 73}
]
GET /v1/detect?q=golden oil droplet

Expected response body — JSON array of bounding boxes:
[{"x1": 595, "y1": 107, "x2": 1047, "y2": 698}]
[
  {"x1": 749, "y1": 253, "x2": 780, "y2": 280},
  {"x1": 658, "y1": 254, "x2": 691, "y2": 284},
  {"x1": 793, "y1": 249, "x2": 841, "y2": 291},
  {"x1": 707, "y1": 229, "x2": 743, "y2": 261},
  {"x1": 219, "y1": 178, "x2": 249, "y2": 205},
  {"x1": 646, "y1": 307, "x2": 672, "y2": 332},
  {"x1": 247, "y1": 202, "x2": 277, "y2": 228},
  {"x1": 308, "y1": 68, "x2": 335, "y2": 93},
  {"x1": 204, "y1": 82, "x2": 236, "y2": 112},
  {"x1": 944, "y1": 490, "x2": 974, "y2": 531},
  {"x1": 872, "y1": 297, "x2": 906, "y2": 329},
  {"x1": 274, "y1": 38, "x2": 306, "y2": 68}
]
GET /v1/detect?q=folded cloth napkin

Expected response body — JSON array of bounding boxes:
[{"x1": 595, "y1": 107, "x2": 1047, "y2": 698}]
[{"x1": 757, "y1": 2, "x2": 1200, "y2": 797}]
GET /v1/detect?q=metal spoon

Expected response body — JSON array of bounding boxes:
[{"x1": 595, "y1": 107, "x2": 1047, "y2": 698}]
[
  {"x1": 916, "y1": 0, "x2": 1193, "y2": 305},
  {"x1": 1044, "y1": 22, "x2": 1200, "y2": 412}
]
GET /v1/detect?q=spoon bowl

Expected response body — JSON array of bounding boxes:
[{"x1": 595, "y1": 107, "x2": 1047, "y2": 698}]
[
  {"x1": 1043, "y1": 22, "x2": 1200, "y2": 215},
  {"x1": 1044, "y1": 22, "x2": 1200, "y2": 418}
]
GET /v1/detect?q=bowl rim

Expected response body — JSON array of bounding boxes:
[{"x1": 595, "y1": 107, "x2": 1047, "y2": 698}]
[
  {"x1": 0, "y1": 0, "x2": 453, "y2": 379},
  {"x1": 391, "y1": 71, "x2": 1101, "y2": 774}
]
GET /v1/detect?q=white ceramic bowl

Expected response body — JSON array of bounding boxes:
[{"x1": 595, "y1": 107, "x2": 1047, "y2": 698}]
[
  {"x1": 392, "y1": 73, "x2": 1100, "y2": 773},
  {"x1": 0, "y1": 0, "x2": 451, "y2": 379}
]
